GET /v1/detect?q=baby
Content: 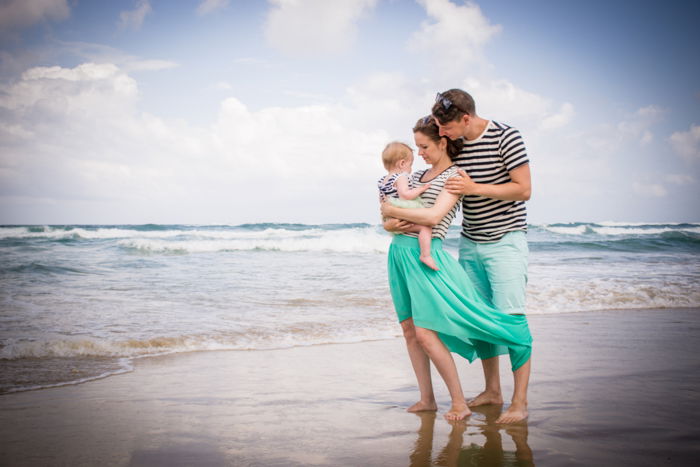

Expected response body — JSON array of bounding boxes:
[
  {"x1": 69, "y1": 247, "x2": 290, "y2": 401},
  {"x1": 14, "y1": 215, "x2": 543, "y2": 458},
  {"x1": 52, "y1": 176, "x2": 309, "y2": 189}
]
[{"x1": 378, "y1": 142, "x2": 438, "y2": 271}]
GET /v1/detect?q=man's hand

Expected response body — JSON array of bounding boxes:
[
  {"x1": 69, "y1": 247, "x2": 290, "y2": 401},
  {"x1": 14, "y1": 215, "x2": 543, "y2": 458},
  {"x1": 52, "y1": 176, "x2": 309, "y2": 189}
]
[{"x1": 445, "y1": 169, "x2": 478, "y2": 196}]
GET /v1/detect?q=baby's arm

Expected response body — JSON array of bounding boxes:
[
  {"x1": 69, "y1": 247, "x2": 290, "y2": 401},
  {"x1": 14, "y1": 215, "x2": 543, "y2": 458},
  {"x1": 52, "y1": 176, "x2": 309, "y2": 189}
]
[{"x1": 395, "y1": 174, "x2": 431, "y2": 200}]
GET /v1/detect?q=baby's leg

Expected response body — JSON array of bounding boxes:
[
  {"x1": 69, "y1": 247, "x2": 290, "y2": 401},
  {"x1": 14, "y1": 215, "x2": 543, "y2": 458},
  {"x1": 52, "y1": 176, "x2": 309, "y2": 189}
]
[{"x1": 417, "y1": 226, "x2": 438, "y2": 271}]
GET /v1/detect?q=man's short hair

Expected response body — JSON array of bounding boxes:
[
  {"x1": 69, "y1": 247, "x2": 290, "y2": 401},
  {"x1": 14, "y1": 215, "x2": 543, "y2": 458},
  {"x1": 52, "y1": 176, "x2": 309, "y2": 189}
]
[{"x1": 432, "y1": 89, "x2": 476, "y2": 124}]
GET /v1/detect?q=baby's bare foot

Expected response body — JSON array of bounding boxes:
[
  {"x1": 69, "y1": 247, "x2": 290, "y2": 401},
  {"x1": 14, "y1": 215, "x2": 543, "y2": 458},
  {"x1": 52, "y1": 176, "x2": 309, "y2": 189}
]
[{"x1": 420, "y1": 255, "x2": 439, "y2": 271}]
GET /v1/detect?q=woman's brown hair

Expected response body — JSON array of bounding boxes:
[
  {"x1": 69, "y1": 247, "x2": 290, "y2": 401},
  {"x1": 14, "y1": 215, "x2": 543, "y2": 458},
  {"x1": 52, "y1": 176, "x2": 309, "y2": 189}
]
[{"x1": 413, "y1": 115, "x2": 463, "y2": 160}]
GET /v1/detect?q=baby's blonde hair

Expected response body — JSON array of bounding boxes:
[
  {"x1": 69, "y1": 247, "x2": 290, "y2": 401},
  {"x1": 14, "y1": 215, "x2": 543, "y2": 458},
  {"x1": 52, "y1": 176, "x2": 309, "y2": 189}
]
[{"x1": 381, "y1": 141, "x2": 413, "y2": 171}]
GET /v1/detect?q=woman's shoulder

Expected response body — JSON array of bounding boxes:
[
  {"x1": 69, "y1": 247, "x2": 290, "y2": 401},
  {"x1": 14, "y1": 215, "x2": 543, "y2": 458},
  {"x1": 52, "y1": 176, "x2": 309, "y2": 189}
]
[
  {"x1": 434, "y1": 165, "x2": 459, "y2": 181},
  {"x1": 444, "y1": 165, "x2": 460, "y2": 177}
]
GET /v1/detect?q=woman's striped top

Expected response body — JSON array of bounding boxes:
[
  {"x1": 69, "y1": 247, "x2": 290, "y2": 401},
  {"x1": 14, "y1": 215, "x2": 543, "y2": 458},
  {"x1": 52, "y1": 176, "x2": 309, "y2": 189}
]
[
  {"x1": 454, "y1": 120, "x2": 529, "y2": 243},
  {"x1": 402, "y1": 166, "x2": 460, "y2": 241}
]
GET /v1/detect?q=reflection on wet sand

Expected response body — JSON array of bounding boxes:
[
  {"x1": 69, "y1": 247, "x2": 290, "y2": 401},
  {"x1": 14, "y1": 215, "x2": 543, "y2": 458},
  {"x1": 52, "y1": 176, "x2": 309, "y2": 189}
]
[{"x1": 410, "y1": 406, "x2": 534, "y2": 467}]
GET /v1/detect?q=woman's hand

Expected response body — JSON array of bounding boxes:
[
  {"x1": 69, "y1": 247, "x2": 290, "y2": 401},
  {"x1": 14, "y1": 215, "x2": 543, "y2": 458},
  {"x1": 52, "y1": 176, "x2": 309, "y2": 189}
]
[
  {"x1": 383, "y1": 218, "x2": 415, "y2": 232},
  {"x1": 445, "y1": 169, "x2": 478, "y2": 195},
  {"x1": 380, "y1": 200, "x2": 394, "y2": 218}
]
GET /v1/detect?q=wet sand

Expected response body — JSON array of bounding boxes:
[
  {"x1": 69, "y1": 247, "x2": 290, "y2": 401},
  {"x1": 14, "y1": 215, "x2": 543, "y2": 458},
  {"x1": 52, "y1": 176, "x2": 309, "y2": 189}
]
[{"x1": 1, "y1": 308, "x2": 699, "y2": 466}]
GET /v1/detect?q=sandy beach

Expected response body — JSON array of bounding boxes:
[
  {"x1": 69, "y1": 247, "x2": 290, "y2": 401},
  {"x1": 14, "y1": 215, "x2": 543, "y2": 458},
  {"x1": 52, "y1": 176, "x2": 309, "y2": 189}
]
[{"x1": 1, "y1": 308, "x2": 699, "y2": 466}]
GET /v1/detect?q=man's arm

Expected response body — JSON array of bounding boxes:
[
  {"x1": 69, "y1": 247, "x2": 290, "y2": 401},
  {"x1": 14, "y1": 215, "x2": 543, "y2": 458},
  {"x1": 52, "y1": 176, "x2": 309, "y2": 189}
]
[{"x1": 444, "y1": 164, "x2": 531, "y2": 201}]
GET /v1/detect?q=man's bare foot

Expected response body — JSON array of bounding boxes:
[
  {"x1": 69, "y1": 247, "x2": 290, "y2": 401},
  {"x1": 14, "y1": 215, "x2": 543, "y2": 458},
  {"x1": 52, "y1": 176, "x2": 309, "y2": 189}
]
[
  {"x1": 407, "y1": 400, "x2": 438, "y2": 412},
  {"x1": 467, "y1": 390, "x2": 503, "y2": 407},
  {"x1": 444, "y1": 402, "x2": 471, "y2": 421},
  {"x1": 496, "y1": 400, "x2": 528, "y2": 424},
  {"x1": 420, "y1": 255, "x2": 439, "y2": 271}
]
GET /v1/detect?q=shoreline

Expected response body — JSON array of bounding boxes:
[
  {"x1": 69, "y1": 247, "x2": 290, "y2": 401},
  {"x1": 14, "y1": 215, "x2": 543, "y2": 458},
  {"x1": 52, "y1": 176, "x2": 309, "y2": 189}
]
[
  {"x1": 3, "y1": 306, "x2": 699, "y2": 396},
  {"x1": 1, "y1": 307, "x2": 699, "y2": 466}
]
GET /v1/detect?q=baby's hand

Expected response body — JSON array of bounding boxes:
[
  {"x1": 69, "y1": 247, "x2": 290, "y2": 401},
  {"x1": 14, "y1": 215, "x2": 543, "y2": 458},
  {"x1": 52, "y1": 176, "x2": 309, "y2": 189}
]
[{"x1": 418, "y1": 183, "x2": 432, "y2": 193}]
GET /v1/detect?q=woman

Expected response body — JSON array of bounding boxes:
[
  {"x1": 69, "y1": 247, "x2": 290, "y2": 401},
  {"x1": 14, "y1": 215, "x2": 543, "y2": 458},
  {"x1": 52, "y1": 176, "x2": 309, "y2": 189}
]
[{"x1": 381, "y1": 116, "x2": 532, "y2": 421}]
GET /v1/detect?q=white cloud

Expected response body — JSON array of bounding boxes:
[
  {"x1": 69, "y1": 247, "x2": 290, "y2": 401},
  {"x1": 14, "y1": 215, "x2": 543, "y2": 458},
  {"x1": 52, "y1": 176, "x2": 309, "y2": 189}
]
[
  {"x1": 0, "y1": 63, "x2": 137, "y2": 112},
  {"x1": 457, "y1": 78, "x2": 575, "y2": 134},
  {"x1": 118, "y1": 0, "x2": 152, "y2": 31},
  {"x1": 215, "y1": 81, "x2": 233, "y2": 91},
  {"x1": 344, "y1": 72, "x2": 429, "y2": 133},
  {"x1": 408, "y1": 0, "x2": 501, "y2": 69},
  {"x1": 664, "y1": 174, "x2": 694, "y2": 185},
  {"x1": 0, "y1": 0, "x2": 69, "y2": 31},
  {"x1": 33, "y1": 41, "x2": 179, "y2": 73},
  {"x1": 540, "y1": 102, "x2": 575, "y2": 131},
  {"x1": 670, "y1": 124, "x2": 700, "y2": 161},
  {"x1": 0, "y1": 62, "x2": 389, "y2": 223},
  {"x1": 633, "y1": 182, "x2": 667, "y2": 198},
  {"x1": 233, "y1": 57, "x2": 275, "y2": 68},
  {"x1": 586, "y1": 105, "x2": 666, "y2": 154},
  {"x1": 264, "y1": 0, "x2": 377, "y2": 56},
  {"x1": 124, "y1": 59, "x2": 179, "y2": 71},
  {"x1": 636, "y1": 105, "x2": 665, "y2": 118},
  {"x1": 617, "y1": 105, "x2": 664, "y2": 144},
  {"x1": 197, "y1": 0, "x2": 229, "y2": 15}
]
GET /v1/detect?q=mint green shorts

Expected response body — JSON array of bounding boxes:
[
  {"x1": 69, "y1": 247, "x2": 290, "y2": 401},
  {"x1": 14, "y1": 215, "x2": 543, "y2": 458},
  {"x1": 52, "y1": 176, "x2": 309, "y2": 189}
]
[{"x1": 458, "y1": 231, "x2": 529, "y2": 315}]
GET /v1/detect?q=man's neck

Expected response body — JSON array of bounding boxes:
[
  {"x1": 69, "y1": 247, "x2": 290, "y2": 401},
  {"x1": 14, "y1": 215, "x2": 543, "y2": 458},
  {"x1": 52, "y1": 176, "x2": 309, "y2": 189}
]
[{"x1": 463, "y1": 116, "x2": 489, "y2": 141}]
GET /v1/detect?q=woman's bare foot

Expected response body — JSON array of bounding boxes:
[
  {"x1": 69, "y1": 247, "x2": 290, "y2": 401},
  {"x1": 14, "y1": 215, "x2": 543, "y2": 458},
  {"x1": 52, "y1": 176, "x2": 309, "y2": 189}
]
[
  {"x1": 444, "y1": 402, "x2": 471, "y2": 421},
  {"x1": 407, "y1": 400, "x2": 438, "y2": 412},
  {"x1": 496, "y1": 400, "x2": 528, "y2": 424},
  {"x1": 420, "y1": 255, "x2": 439, "y2": 271},
  {"x1": 467, "y1": 390, "x2": 503, "y2": 407}
]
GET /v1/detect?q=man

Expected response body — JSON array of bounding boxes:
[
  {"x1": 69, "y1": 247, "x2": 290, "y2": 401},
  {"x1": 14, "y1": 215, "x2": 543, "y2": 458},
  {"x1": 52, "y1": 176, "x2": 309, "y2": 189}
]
[{"x1": 431, "y1": 88, "x2": 532, "y2": 424}]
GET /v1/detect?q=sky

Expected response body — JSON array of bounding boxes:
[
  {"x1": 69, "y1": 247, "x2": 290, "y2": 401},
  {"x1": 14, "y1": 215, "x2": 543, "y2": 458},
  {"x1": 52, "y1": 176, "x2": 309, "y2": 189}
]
[{"x1": 0, "y1": 0, "x2": 698, "y2": 225}]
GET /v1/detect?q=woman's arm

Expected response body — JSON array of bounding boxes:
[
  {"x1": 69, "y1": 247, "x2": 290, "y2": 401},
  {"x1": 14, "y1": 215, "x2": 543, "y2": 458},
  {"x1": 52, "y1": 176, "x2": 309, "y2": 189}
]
[
  {"x1": 382, "y1": 218, "x2": 415, "y2": 232},
  {"x1": 381, "y1": 188, "x2": 460, "y2": 227}
]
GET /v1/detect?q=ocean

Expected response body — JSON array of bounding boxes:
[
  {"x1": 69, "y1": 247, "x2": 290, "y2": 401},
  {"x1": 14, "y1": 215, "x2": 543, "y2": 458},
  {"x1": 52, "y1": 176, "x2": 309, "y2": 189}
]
[{"x1": 1, "y1": 222, "x2": 699, "y2": 394}]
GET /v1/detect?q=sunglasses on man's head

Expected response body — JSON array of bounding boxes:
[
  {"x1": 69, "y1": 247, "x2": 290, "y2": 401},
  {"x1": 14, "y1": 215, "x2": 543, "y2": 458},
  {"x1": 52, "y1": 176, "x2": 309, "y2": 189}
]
[
  {"x1": 435, "y1": 92, "x2": 453, "y2": 110},
  {"x1": 435, "y1": 92, "x2": 468, "y2": 115}
]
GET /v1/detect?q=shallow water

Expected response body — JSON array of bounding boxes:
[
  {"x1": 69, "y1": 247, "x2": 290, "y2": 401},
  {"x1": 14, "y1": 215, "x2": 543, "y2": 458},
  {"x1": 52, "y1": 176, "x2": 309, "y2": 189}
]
[{"x1": 1, "y1": 222, "x2": 699, "y2": 392}]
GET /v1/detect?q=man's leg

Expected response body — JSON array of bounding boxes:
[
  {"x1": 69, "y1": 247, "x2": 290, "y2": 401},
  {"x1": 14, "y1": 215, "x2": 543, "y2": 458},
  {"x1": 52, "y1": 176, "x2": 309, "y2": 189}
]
[
  {"x1": 481, "y1": 232, "x2": 530, "y2": 423},
  {"x1": 497, "y1": 356, "x2": 530, "y2": 423},
  {"x1": 459, "y1": 237, "x2": 504, "y2": 406},
  {"x1": 469, "y1": 352, "x2": 504, "y2": 407}
]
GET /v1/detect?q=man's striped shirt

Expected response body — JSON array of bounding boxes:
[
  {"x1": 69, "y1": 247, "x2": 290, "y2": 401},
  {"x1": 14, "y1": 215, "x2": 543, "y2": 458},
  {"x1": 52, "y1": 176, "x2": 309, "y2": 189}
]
[{"x1": 454, "y1": 120, "x2": 529, "y2": 243}]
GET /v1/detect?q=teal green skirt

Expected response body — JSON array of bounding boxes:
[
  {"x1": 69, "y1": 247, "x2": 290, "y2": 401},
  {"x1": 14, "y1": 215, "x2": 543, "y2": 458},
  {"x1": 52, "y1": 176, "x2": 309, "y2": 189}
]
[{"x1": 387, "y1": 235, "x2": 532, "y2": 371}]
